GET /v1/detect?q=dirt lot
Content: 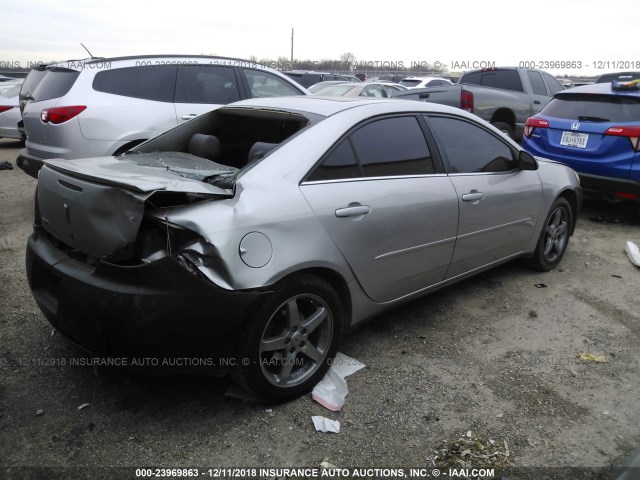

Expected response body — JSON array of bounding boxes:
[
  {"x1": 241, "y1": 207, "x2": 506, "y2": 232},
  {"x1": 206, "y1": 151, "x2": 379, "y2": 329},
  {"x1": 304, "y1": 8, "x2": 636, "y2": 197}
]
[{"x1": 1, "y1": 138, "x2": 639, "y2": 480}]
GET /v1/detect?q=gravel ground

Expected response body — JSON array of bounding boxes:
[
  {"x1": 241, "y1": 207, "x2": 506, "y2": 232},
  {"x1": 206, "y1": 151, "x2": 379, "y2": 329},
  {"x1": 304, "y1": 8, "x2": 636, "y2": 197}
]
[{"x1": 1, "y1": 138, "x2": 639, "y2": 480}]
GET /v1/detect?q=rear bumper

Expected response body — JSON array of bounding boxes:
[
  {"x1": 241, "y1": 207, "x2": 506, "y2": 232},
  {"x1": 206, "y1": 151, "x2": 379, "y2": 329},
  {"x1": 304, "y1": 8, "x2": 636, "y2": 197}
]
[
  {"x1": 16, "y1": 148, "x2": 44, "y2": 178},
  {"x1": 26, "y1": 227, "x2": 269, "y2": 373},
  {"x1": 578, "y1": 172, "x2": 640, "y2": 199}
]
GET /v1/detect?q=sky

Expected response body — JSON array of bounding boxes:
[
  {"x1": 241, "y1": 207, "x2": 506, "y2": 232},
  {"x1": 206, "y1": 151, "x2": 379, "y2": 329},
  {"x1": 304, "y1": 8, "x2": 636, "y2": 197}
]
[{"x1": 0, "y1": 0, "x2": 637, "y2": 77}]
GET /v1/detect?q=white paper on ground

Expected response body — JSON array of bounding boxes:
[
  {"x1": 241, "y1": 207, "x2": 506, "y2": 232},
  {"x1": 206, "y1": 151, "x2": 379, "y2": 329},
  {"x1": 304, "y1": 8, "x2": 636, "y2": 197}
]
[
  {"x1": 311, "y1": 352, "x2": 366, "y2": 411},
  {"x1": 312, "y1": 416, "x2": 340, "y2": 433},
  {"x1": 330, "y1": 352, "x2": 366, "y2": 378},
  {"x1": 311, "y1": 368, "x2": 348, "y2": 411},
  {"x1": 626, "y1": 241, "x2": 640, "y2": 267}
]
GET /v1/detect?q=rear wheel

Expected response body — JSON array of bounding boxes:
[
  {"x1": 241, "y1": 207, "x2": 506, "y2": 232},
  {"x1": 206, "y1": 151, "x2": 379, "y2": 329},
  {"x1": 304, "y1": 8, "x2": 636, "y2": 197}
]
[
  {"x1": 526, "y1": 197, "x2": 572, "y2": 271},
  {"x1": 231, "y1": 274, "x2": 342, "y2": 402},
  {"x1": 491, "y1": 121, "x2": 514, "y2": 139}
]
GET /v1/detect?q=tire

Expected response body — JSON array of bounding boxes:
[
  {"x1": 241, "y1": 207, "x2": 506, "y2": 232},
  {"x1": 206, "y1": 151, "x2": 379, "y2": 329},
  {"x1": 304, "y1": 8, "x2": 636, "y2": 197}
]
[
  {"x1": 491, "y1": 121, "x2": 514, "y2": 139},
  {"x1": 525, "y1": 197, "x2": 572, "y2": 271},
  {"x1": 231, "y1": 274, "x2": 342, "y2": 402}
]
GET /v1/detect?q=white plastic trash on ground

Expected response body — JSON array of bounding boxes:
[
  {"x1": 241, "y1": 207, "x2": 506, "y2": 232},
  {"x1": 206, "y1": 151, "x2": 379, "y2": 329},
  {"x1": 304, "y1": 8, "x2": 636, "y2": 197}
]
[
  {"x1": 626, "y1": 241, "x2": 640, "y2": 267},
  {"x1": 311, "y1": 416, "x2": 340, "y2": 433},
  {"x1": 312, "y1": 352, "x2": 365, "y2": 411}
]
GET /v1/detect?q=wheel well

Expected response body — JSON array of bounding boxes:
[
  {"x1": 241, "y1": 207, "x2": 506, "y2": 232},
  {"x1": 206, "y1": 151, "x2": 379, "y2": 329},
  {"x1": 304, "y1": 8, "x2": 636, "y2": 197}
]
[
  {"x1": 559, "y1": 189, "x2": 579, "y2": 234},
  {"x1": 490, "y1": 109, "x2": 515, "y2": 128},
  {"x1": 285, "y1": 267, "x2": 352, "y2": 331},
  {"x1": 112, "y1": 139, "x2": 146, "y2": 156}
]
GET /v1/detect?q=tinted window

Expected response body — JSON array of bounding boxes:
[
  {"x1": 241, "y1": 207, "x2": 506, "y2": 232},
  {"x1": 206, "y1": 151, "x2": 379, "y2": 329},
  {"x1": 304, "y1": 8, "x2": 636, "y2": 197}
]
[
  {"x1": 400, "y1": 79, "x2": 421, "y2": 87},
  {"x1": 542, "y1": 73, "x2": 564, "y2": 95},
  {"x1": 462, "y1": 70, "x2": 523, "y2": 92},
  {"x1": 527, "y1": 71, "x2": 547, "y2": 95},
  {"x1": 308, "y1": 139, "x2": 360, "y2": 181},
  {"x1": 243, "y1": 69, "x2": 301, "y2": 98},
  {"x1": 93, "y1": 66, "x2": 176, "y2": 102},
  {"x1": 175, "y1": 65, "x2": 239, "y2": 104},
  {"x1": 20, "y1": 69, "x2": 48, "y2": 99},
  {"x1": 31, "y1": 69, "x2": 81, "y2": 101},
  {"x1": 351, "y1": 117, "x2": 434, "y2": 177},
  {"x1": 427, "y1": 116, "x2": 515, "y2": 173},
  {"x1": 541, "y1": 94, "x2": 640, "y2": 122}
]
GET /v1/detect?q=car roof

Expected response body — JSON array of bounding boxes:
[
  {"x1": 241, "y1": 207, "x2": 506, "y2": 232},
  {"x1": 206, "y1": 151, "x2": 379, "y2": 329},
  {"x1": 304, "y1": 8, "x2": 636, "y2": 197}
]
[
  {"x1": 224, "y1": 95, "x2": 475, "y2": 118},
  {"x1": 556, "y1": 82, "x2": 640, "y2": 98},
  {"x1": 37, "y1": 55, "x2": 279, "y2": 72}
]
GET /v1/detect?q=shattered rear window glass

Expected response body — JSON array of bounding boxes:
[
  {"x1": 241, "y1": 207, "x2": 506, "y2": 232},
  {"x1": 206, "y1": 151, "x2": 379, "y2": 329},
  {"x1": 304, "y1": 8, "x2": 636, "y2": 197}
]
[{"x1": 118, "y1": 152, "x2": 237, "y2": 181}]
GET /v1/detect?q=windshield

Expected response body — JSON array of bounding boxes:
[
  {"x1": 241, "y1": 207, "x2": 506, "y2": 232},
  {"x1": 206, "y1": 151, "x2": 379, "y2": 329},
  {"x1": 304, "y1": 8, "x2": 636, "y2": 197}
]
[{"x1": 314, "y1": 84, "x2": 358, "y2": 96}]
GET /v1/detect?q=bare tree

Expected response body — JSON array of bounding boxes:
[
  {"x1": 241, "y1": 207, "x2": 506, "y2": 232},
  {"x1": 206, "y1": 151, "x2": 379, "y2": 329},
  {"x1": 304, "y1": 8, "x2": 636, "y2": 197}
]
[{"x1": 340, "y1": 52, "x2": 356, "y2": 66}]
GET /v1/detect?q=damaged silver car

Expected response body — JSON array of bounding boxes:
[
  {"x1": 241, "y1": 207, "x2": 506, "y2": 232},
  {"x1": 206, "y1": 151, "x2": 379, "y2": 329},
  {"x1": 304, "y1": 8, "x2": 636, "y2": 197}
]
[{"x1": 26, "y1": 96, "x2": 581, "y2": 401}]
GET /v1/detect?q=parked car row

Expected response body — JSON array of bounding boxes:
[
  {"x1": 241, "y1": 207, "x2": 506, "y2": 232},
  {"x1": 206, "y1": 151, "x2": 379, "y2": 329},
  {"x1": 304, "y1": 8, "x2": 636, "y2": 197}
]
[
  {"x1": 16, "y1": 55, "x2": 309, "y2": 177},
  {"x1": 13, "y1": 52, "x2": 636, "y2": 401}
]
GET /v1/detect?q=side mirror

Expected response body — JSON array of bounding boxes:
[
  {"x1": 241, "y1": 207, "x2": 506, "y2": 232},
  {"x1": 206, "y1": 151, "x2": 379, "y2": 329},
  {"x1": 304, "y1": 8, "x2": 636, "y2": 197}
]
[{"x1": 517, "y1": 150, "x2": 538, "y2": 171}]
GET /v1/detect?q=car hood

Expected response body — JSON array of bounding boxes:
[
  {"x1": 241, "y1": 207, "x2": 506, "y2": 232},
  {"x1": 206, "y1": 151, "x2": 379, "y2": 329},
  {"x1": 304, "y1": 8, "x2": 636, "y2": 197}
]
[{"x1": 43, "y1": 152, "x2": 235, "y2": 195}]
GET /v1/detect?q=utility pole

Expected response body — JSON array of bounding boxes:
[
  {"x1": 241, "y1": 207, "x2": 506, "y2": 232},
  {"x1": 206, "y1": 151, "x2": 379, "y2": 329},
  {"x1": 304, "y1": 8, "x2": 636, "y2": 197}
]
[{"x1": 290, "y1": 28, "x2": 294, "y2": 66}]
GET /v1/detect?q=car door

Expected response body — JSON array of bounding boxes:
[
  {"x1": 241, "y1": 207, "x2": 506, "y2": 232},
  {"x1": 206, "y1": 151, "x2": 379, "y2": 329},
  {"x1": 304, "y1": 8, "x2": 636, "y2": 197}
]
[
  {"x1": 424, "y1": 115, "x2": 542, "y2": 279},
  {"x1": 300, "y1": 115, "x2": 459, "y2": 303},
  {"x1": 173, "y1": 65, "x2": 241, "y2": 123}
]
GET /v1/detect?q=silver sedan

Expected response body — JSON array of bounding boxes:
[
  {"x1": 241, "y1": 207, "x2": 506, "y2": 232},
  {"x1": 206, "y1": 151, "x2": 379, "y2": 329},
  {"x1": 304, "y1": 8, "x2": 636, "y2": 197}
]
[{"x1": 27, "y1": 97, "x2": 581, "y2": 401}]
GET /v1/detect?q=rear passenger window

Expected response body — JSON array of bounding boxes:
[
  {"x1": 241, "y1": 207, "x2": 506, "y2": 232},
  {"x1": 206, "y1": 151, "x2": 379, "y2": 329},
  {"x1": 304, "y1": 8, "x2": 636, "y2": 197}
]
[
  {"x1": 175, "y1": 65, "x2": 240, "y2": 104},
  {"x1": 427, "y1": 116, "x2": 515, "y2": 173},
  {"x1": 527, "y1": 71, "x2": 547, "y2": 96},
  {"x1": 351, "y1": 117, "x2": 434, "y2": 177},
  {"x1": 463, "y1": 70, "x2": 523, "y2": 92},
  {"x1": 308, "y1": 140, "x2": 360, "y2": 181},
  {"x1": 93, "y1": 66, "x2": 176, "y2": 102},
  {"x1": 542, "y1": 73, "x2": 565, "y2": 95}
]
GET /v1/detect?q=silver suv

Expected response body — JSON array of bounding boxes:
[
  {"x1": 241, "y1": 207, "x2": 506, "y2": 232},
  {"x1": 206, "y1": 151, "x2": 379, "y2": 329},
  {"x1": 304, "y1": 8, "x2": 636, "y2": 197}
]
[{"x1": 17, "y1": 55, "x2": 308, "y2": 177}]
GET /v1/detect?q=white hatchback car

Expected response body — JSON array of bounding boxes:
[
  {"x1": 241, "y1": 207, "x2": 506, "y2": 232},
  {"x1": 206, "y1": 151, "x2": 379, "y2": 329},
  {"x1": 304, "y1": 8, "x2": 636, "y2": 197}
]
[
  {"x1": 400, "y1": 76, "x2": 455, "y2": 89},
  {"x1": 17, "y1": 55, "x2": 308, "y2": 177}
]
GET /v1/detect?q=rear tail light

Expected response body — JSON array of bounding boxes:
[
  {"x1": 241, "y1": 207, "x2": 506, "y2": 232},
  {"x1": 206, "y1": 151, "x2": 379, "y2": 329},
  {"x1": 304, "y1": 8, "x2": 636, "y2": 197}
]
[
  {"x1": 0, "y1": 106, "x2": 13, "y2": 113},
  {"x1": 615, "y1": 192, "x2": 639, "y2": 200},
  {"x1": 524, "y1": 117, "x2": 549, "y2": 137},
  {"x1": 460, "y1": 90, "x2": 473, "y2": 112},
  {"x1": 40, "y1": 106, "x2": 86, "y2": 124},
  {"x1": 604, "y1": 126, "x2": 640, "y2": 151}
]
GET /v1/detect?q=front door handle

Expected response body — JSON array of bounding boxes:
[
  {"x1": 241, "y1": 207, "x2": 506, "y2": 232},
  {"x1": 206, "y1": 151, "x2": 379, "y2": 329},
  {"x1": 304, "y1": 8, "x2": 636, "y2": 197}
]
[
  {"x1": 462, "y1": 192, "x2": 484, "y2": 202},
  {"x1": 335, "y1": 205, "x2": 371, "y2": 217},
  {"x1": 534, "y1": 100, "x2": 541, "y2": 105},
  {"x1": 181, "y1": 114, "x2": 198, "y2": 120}
]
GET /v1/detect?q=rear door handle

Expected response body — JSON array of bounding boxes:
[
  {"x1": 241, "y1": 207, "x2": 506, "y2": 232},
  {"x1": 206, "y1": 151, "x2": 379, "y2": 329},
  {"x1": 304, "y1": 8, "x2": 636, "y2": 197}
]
[
  {"x1": 419, "y1": 93, "x2": 430, "y2": 99},
  {"x1": 335, "y1": 205, "x2": 371, "y2": 217},
  {"x1": 534, "y1": 100, "x2": 541, "y2": 104},
  {"x1": 181, "y1": 114, "x2": 198, "y2": 120},
  {"x1": 461, "y1": 192, "x2": 484, "y2": 202}
]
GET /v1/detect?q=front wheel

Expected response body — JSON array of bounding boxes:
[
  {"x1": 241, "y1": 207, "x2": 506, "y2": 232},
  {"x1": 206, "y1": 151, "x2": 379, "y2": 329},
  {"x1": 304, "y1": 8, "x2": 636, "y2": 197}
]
[
  {"x1": 231, "y1": 274, "x2": 342, "y2": 402},
  {"x1": 526, "y1": 197, "x2": 572, "y2": 271}
]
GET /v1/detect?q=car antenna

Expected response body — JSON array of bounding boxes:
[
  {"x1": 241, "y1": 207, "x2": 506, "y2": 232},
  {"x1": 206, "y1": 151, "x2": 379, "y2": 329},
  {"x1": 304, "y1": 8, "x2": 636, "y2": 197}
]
[{"x1": 80, "y1": 43, "x2": 96, "y2": 59}]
